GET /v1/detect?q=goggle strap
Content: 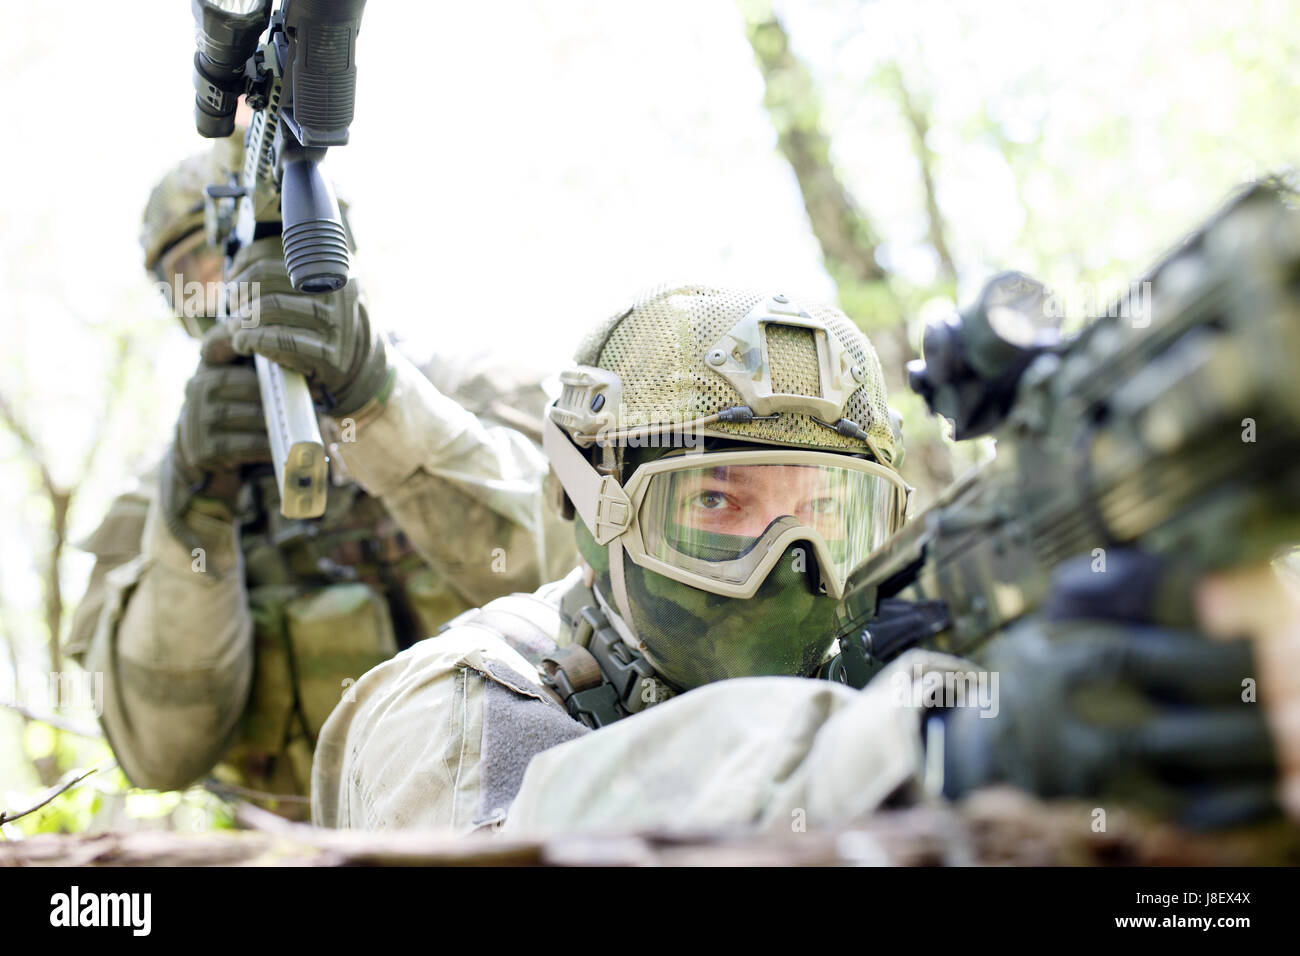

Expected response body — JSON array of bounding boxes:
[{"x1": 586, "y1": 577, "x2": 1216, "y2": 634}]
[
  {"x1": 605, "y1": 536, "x2": 642, "y2": 649},
  {"x1": 543, "y1": 414, "x2": 632, "y2": 544}
]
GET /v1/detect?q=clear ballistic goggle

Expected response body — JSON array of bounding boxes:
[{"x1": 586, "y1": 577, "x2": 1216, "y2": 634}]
[{"x1": 546, "y1": 416, "x2": 912, "y2": 601}]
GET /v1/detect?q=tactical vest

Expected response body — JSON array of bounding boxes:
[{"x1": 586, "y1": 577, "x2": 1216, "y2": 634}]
[
  {"x1": 222, "y1": 472, "x2": 476, "y2": 813},
  {"x1": 65, "y1": 360, "x2": 559, "y2": 817},
  {"x1": 224, "y1": 369, "x2": 558, "y2": 807}
]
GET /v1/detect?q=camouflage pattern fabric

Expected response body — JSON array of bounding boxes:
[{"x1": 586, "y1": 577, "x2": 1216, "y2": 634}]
[
  {"x1": 575, "y1": 517, "x2": 837, "y2": 691},
  {"x1": 572, "y1": 284, "x2": 900, "y2": 462},
  {"x1": 140, "y1": 132, "x2": 244, "y2": 276}
]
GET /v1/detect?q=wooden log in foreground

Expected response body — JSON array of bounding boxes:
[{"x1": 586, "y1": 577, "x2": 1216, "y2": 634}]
[{"x1": 2, "y1": 789, "x2": 1297, "y2": 867}]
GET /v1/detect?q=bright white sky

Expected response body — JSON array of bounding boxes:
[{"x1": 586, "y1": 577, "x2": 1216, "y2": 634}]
[
  {"x1": 339, "y1": 1, "x2": 843, "y2": 364},
  {"x1": 1, "y1": 1, "x2": 836, "y2": 373}
]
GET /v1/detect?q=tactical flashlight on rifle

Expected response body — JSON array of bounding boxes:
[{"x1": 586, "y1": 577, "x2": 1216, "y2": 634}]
[{"x1": 191, "y1": 0, "x2": 367, "y2": 518}]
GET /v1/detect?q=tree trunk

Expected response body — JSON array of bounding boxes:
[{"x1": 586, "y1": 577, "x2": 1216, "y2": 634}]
[{"x1": 741, "y1": 7, "x2": 954, "y2": 494}]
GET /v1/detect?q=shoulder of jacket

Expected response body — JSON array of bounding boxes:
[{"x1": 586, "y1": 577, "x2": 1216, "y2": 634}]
[
  {"x1": 436, "y1": 570, "x2": 581, "y2": 663},
  {"x1": 76, "y1": 484, "x2": 155, "y2": 557}
]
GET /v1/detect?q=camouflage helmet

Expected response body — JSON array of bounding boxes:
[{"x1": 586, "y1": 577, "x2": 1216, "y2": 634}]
[
  {"x1": 544, "y1": 284, "x2": 909, "y2": 691},
  {"x1": 141, "y1": 131, "x2": 356, "y2": 337},
  {"x1": 140, "y1": 131, "x2": 244, "y2": 278},
  {"x1": 558, "y1": 284, "x2": 901, "y2": 464}
]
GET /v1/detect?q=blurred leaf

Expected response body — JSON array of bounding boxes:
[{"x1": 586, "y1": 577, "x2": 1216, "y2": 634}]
[{"x1": 22, "y1": 721, "x2": 56, "y2": 760}]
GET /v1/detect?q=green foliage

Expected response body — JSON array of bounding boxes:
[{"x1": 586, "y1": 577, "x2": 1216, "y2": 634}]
[
  {"x1": 746, "y1": 0, "x2": 1300, "y2": 504},
  {"x1": 2, "y1": 720, "x2": 236, "y2": 837},
  {"x1": 833, "y1": 275, "x2": 902, "y2": 330}
]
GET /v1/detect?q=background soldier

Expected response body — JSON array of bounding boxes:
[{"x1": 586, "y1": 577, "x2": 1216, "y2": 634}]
[{"x1": 64, "y1": 138, "x2": 573, "y2": 814}]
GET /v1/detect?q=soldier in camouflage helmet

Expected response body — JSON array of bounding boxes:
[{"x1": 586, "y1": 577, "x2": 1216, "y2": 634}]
[
  {"x1": 65, "y1": 138, "x2": 573, "y2": 814},
  {"x1": 294, "y1": 275, "x2": 1293, "y2": 836},
  {"x1": 547, "y1": 285, "x2": 908, "y2": 696},
  {"x1": 291, "y1": 282, "x2": 991, "y2": 832}
]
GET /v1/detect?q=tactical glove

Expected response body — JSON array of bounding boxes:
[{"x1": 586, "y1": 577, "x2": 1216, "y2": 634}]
[
  {"x1": 942, "y1": 550, "x2": 1279, "y2": 829},
  {"x1": 224, "y1": 236, "x2": 390, "y2": 417},
  {"x1": 160, "y1": 324, "x2": 271, "y2": 545}
]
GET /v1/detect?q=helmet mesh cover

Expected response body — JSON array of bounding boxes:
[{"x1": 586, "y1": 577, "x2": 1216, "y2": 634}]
[{"x1": 574, "y1": 284, "x2": 897, "y2": 463}]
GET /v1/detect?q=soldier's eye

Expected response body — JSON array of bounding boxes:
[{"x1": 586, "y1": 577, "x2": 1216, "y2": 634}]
[{"x1": 690, "y1": 490, "x2": 730, "y2": 511}]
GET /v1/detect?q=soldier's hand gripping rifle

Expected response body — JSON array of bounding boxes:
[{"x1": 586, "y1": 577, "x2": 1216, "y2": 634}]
[
  {"x1": 191, "y1": 0, "x2": 367, "y2": 518},
  {"x1": 825, "y1": 184, "x2": 1300, "y2": 687}
]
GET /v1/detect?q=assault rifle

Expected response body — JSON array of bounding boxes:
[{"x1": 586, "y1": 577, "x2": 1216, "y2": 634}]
[
  {"x1": 824, "y1": 184, "x2": 1300, "y2": 687},
  {"x1": 190, "y1": 0, "x2": 367, "y2": 518}
]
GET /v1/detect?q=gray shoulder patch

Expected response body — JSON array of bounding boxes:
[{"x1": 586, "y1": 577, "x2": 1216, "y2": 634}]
[{"x1": 478, "y1": 678, "x2": 588, "y2": 825}]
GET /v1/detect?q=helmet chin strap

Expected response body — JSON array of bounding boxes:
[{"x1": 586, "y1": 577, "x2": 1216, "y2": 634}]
[
  {"x1": 545, "y1": 410, "x2": 646, "y2": 650},
  {"x1": 551, "y1": 563, "x2": 679, "y2": 727},
  {"x1": 580, "y1": 538, "x2": 678, "y2": 686},
  {"x1": 597, "y1": 537, "x2": 644, "y2": 650}
]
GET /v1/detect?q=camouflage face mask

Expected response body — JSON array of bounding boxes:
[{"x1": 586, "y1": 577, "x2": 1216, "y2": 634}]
[{"x1": 575, "y1": 518, "x2": 838, "y2": 691}]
